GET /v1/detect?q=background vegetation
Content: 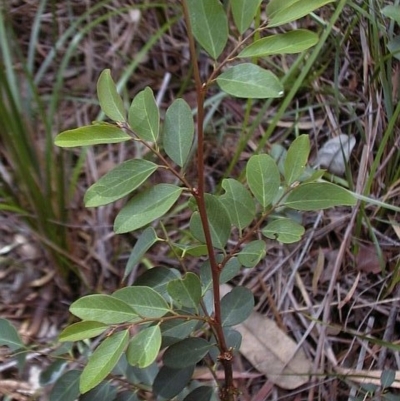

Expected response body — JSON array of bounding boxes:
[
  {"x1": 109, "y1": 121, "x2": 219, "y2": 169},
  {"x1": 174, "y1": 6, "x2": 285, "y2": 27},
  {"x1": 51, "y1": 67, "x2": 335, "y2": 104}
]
[{"x1": 0, "y1": 0, "x2": 399, "y2": 400}]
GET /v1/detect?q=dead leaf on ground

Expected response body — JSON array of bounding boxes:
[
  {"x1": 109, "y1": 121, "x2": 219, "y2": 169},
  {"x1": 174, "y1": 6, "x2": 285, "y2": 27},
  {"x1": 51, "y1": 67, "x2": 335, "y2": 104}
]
[
  {"x1": 356, "y1": 244, "x2": 385, "y2": 274},
  {"x1": 235, "y1": 311, "x2": 312, "y2": 390}
]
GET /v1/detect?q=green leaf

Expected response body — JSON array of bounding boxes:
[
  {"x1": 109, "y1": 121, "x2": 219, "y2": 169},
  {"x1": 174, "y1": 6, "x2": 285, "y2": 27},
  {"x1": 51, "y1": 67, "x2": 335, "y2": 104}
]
[
  {"x1": 189, "y1": 194, "x2": 231, "y2": 250},
  {"x1": 172, "y1": 243, "x2": 209, "y2": 257},
  {"x1": 183, "y1": 386, "x2": 214, "y2": 401},
  {"x1": 217, "y1": 63, "x2": 283, "y2": 99},
  {"x1": 0, "y1": 318, "x2": 24, "y2": 351},
  {"x1": 128, "y1": 87, "x2": 159, "y2": 142},
  {"x1": 237, "y1": 240, "x2": 266, "y2": 268},
  {"x1": 80, "y1": 330, "x2": 129, "y2": 393},
  {"x1": 153, "y1": 365, "x2": 194, "y2": 399},
  {"x1": 49, "y1": 370, "x2": 81, "y2": 401},
  {"x1": 163, "y1": 99, "x2": 194, "y2": 167},
  {"x1": 163, "y1": 338, "x2": 214, "y2": 368},
  {"x1": 134, "y1": 266, "x2": 180, "y2": 299},
  {"x1": 221, "y1": 286, "x2": 254, "y2": 326},
  {"x1": 114, "y1": 184, "x2": 183, "y2": 234},
  {"x1": 381, "y1": 369, "x2": 396, "y2": 388},
  {"x1": 186, "y1": 0, "x2": 228, "y2": 59},
  {"x1": 283, "y1": 182, "x2": 356, "y2": 210},
  {"x1": 267, "y1": 0, "x2": 335, "y2": 28},
  {"x1": 112, "y1": 286, "x2": 171, "y2": 318},
  {"x1": 70, "y1": 295, "x2": 138, "y2": 324},
  {"x1": 167, "y1": 272, "x2": 202, "y2": 309},
  {"x1": 262, "y1": 218, "x2": 305, "y2": 244},
  {"x1": 54, "y1": 125, "x2": 131, "y2": 148},
  {"x1": 382, "y1": 5, "x2": 400, "y2": 25},
  {"x1": 124, "y1": 227, "x2": 159, "y2": 279},
  {"x1": 220, "y1": 178, "x2": 256, "y2": 230},
  {"x1": 97, "y1": 69, "x2": 126, "y2": 122},
  {"x1": 59, "y1": 321, "x2": 109, "y2": 342},
  {"x1": 246, "y1": 154, "x2": 281, "y2": 208},
  {"x1": 231, "y1": 0, "x2": 263, "y2": 34},
  {"x1": 80, "y1": 382, "x2": 117, "y2": 401},
  {"x1": 284, "y1": 134, "x2": 310, "y2": 185},
  {"x1": 160, "y1": 319, "x2": 198, "y2": 347},
  {"x1": 84, "y1": 159, "x2": 158, "y2": 207},
  {"x1": 126, "y1": 326, "x2": 161, "y2": 368},
  {"x1": 239, "y1": 30, "x2": 318, "y2": 58}
]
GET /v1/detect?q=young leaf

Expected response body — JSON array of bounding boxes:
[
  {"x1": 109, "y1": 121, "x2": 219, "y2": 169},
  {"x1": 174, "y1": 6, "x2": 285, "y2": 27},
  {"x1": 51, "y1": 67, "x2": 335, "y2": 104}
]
[
  {"x1": 80, "y1": 330, "x2": 129, "y2": 393},
  {"x1": 59, "y1": 321, "x2": 109, "y2": 342},
  {"x1": 284, "y1": 134, "x2": 310, "y2": 185},
  {"x1": 126, "y1": 326, "x2": 161, "y2": 368},
  {"x1": 70, "y1": 295, "x2": 138, "y2": 324},
  {"x1": 246, "y1": 154, "x2": 281, "y2": 208},
  {"x1": 114, "y1": 184, "x2": 183, "y2": 234},
  {"x1": 217, "y1": 63, "x2": 283, "y2": 99},
  {"x1": 49, "y1": 370, "x2": 81, "y2": 401},
  {"x1": 239, "y1": 30, "x2": 318, "y2": 58},
  {"x1": 267, "y1": 0, "x2": 335, "y2": 28},
  {"x1": 112, "y1": 286, "x2": 171, "y2": 318},
  {"x1": 221, "y1": 286, "x2": 254, "y2": 326},
  {"x1": 183, "y1": 386, "x2": 214, "y2": 401},
  {"x1": 189, "y1": 194, "x2": 231, "y2": 250},
  {"x1": 283, "y1": 182, "x2": 356, "y2": 210},
  {"x1": 97, "y1": 69, "x2": 126, "y2": 122},
  {"x1": 186, "y1": 0, "x2": 228, "y2": 59},
  {"x1": 124, "y1": 227, "x2": 159, "y2": 279},
  {"x1": 128, "y1": 87, "x2": 159, "y2": 142},
  {"x1": 220, "y1": 178, "x2": 256, "y2": 230},
  {"x1": 163, "y1": 98, "x2": 194, "y2": 167},
  {"x1": 54, "y1": 125, "x2": 130, "y2": 148},
  {"x1": 231, "y1": 0, "x2": 263, "y2": 34},
  {"x1": 262, "y1": 218, "x2": 305, "y2": 244},
  {"x1": 84, "y1": 159, "x2": 158, "y2": 207},
  {"x1": 167, "y1": 272, "x2": 202, "y2": 309},
  {"x1": 237, "y1": 240, "x2": 266, "y2": 268},
  {"x1": 163, "y1": 338, "x2": 214, "y2": 369},
  {"x1": 153, "y1": 365, "x2": 195, "y2": 399}
]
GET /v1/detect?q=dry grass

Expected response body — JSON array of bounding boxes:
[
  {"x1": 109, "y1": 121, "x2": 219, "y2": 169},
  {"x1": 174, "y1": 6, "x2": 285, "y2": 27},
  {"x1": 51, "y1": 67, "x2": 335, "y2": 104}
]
[{"x1": 1, "y1": 1, "x2": 400, "y2": 400}]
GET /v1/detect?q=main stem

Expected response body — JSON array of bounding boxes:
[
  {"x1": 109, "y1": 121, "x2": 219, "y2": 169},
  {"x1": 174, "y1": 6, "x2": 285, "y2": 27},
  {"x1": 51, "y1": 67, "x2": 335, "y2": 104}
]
[{"x1": 181, "y1": 2, "x2": 234, "y2": 400}]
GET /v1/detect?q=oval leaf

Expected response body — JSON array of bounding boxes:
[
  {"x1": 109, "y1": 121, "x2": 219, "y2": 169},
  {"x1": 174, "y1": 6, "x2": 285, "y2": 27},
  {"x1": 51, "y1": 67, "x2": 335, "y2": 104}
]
[
  {"x1": 0, "y1": 318, "x2": 24, "y2": 351},
  {"x1": 97, "y1": 69, "x2": 126, "y2": 122},
  {"x1": 113, "y1": 286, "x2": 171, "y2": 318},
  {"x1": 54, "y1": 125, "x2": 130, "y2": 148},
  {"x1": 163, "y1": 338, "x2": 214, "y2": 369},
  {"x1": 221, "y1": 286, "x2": 254, "y2": 326},
  {"x1": 153, "y1": 365, "x2": 194, "y2": 399},
  {"x1": 167, "y1": 272, "x2": 202, "y2": 309},
  {"x1": 183, "y1": 386, "x2": 214, "y2": 401},
  {"x1": 160, "y1": 319, "x2": 198, "y2": 347},
  {"x1": 114, "y1": 184, "x2": 183, "y2": 234},
  {"x1": 186, "y1": 0, "x2": 228, "y2": 59},
  {"x1": 59, "y1": 321, "x2": 109, "y2": 342},
  {"x1": 80, "y1": 330, "x2": 129, "y2": 393},
  {"x1": 163, "y1": 99, "x2": 194, "y2": 167},
  {"x1": 84, "y1": 159, "x2": 158, "y2": 207},
  {"x1": 267, "y1": 0, "x2": 335, "y2": 28},
  {"x1": 231, "y1": 0, "x2": 263, "y2": 34},
  {"x1": 126, "y1": 326, "x2": 161, "y2": 368},
  {"x1": 237, "y1": 240, "x2": 266, "y2": 268},
  {"x1": 262, "y1": 218, "x2": 305, "y2": 244},
  {"x1": 220, "y1": 178, "x2": 256, "y2": 230},
  {"x1": 128, "y1": 87, "x2": 159, "y2": 142},
  {"x1": 284, "y1": 134, "x2": 310, "y2": 185},
  {"x1": 189, "y1": 194, "x2": 231, "y2": 250},
  {"x1": 217, "y1": 63, "x2": 283, "y2": 99},
  {"x1": 70, "y1": 295, "x2": 138, "y2": 324},
  {"x1": 239, "y1": 30, "x2": 318, "y2": 57},
  {"x1": 284, "y1": 182, "x2": 356, "y2": 210},
  {"x1": 246, "y1": 154, "x2": 281, "y2": 208},
  {"x1": 49, "y1": 370, "x2": 81, "y2": 401}
]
